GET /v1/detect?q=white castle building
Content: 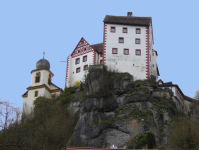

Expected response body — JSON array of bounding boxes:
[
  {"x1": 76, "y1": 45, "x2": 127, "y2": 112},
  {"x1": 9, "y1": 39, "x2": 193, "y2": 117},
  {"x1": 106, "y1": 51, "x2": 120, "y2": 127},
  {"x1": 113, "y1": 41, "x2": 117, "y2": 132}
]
[
  {"x1": 65, "y1": 12, "x2": 160, "y2": 87},
  {"x1": 22, "y1": 58, "x2": 64, "y2": 114}
]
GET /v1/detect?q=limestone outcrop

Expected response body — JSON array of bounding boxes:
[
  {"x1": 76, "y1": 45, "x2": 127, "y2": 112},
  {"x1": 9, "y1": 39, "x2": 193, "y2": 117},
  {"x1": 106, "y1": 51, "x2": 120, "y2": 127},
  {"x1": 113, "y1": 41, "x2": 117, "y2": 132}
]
[{"x1": 67, "y1": 65, "x2": 181, "y2": 148}]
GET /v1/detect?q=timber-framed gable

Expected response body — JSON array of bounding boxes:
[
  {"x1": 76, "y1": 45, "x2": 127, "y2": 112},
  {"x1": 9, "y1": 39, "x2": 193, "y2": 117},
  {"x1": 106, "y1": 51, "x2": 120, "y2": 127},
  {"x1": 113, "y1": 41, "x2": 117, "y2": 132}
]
[{"x1": 71, "y1": 37, "x2": 96, "y2": 58}]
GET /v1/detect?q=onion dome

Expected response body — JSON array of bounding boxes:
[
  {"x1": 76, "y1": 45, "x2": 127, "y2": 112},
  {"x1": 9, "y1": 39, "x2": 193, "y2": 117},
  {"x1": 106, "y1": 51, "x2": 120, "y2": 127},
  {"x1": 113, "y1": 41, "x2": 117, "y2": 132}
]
[{"x1": 36, "y1": 59, "x2": 50, "y2": 70}]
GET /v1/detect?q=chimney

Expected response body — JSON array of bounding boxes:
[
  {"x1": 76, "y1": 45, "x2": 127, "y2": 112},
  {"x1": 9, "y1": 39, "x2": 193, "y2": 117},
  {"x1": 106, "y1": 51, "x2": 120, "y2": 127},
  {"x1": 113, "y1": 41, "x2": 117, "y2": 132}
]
[{"x1": 127, "y1": 12, "x2": 132, "y2": 17}]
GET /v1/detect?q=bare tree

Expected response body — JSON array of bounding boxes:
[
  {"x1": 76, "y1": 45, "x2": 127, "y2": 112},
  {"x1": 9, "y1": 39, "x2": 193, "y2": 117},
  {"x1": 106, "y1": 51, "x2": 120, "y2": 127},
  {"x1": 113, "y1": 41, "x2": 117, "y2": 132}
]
[
  {"x1": 0, "y1": 99, "x2": 22, "y2": 130},
  {"x1": 193, "y1": 88, "x2": 199, "y2": 100}
]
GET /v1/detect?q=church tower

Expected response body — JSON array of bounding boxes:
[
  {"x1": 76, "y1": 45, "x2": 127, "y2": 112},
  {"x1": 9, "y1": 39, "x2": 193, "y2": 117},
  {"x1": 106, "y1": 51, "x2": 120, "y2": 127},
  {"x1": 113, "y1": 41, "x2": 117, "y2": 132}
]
[{"x1": 22, "y1": 58, "x2": 64, "y2": 114}]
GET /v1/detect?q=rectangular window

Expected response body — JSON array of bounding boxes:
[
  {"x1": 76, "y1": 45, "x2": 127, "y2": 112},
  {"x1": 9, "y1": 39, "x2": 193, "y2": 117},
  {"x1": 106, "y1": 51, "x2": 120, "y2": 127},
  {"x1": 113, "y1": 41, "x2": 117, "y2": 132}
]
[
  {"x1": 35, "y1": 76, "x2": 40, "y2": 83},
  {"x1": 111, "y1": 26, "x2": 115, "y2": 33},
  {"x1": 100, "y1": 54, "x2": 103, "y2": 57},
  {"x1": 119, "y1": 37, "x2": 124, "y2": 43},
  {"x1": 83, "y1": 56, "x2": 87, "y2": 62},
  {"x1": 76, "y1": 67, "x2": 80, "y2": 73},
  {"x1": 112, "y1": 48, "x2": 118, "y2": 54},
  {"x1": 84, "y1": 65, "x2": 88, "y2": 70},
  {"x1": 136, "y1": 49, "x2": 141, "y2": 56},
  {"x1": 136, "y1": 28, "x2": 141, "y2": 34},
  {"x1": 34, "y1": 91, "x2": 38, "y2": 97},
  {"x1": 124, "y1": 49, "x2": 129, "y2": 55},
  {"x1": 152, "y1": 53, "x2": 154, "y2": 56},
  {"x1": 100, "y1": 60, "x2": 103, "y2": 64},
  {"x1": 135, "y1": 38, "x2": 140, "y2": 44},
  {"x1": 123, "y1": 27, "x2": 127, "y2": 33},
  {"x1": 75, "y1": 58, "x2": 80, "y2": 64}
]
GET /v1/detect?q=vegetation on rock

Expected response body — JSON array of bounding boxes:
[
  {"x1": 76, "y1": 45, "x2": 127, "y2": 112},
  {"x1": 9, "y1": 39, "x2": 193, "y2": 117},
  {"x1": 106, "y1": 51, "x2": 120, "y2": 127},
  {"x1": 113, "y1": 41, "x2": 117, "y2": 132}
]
[
  {"x1": 151, "y1": 97, "x2": 181, "y2": 118},
  {"x1": 126, "y1": 132, "x2": 156, "y2": 149},
  {"x1": 1, "y1": 67, "x2": 199, "y2": 150},
  {"x1": 0, "y1": 87, "x2": 79, "y2": 150}
]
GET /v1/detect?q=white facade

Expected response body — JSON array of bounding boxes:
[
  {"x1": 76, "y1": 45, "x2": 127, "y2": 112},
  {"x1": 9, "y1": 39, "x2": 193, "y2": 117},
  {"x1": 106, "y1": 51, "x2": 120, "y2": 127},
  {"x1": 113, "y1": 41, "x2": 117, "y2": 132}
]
[
  {"x1": 65, "y1": 38, "x2": 101, "y2": 87},
  {"x1": 22, "y1": 63, "x2": 64, "y2": 114},
  {"x1": 66, "y1": 13, "x2": 159, "y2": 87},
  {"x1": 104, "y1": 24, "x2": 153, "y2": 80}
]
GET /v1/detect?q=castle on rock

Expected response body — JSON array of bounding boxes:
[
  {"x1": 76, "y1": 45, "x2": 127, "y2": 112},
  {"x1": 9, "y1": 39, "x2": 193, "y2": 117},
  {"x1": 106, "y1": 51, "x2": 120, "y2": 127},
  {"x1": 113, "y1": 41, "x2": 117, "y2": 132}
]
[
  {"x1": 65, "y1": 12, "x2": 160, "y2": 87},
  {"x1": 22, "y1": 12, "x2": 198, "y2": 114}
]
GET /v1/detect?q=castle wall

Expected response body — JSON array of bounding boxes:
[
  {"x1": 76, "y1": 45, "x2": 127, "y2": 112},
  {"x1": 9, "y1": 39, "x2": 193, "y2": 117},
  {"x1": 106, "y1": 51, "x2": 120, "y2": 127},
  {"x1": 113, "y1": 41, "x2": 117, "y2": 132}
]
[{"x1": 104, "y1": 23, "x2": 148, "y2": 80}]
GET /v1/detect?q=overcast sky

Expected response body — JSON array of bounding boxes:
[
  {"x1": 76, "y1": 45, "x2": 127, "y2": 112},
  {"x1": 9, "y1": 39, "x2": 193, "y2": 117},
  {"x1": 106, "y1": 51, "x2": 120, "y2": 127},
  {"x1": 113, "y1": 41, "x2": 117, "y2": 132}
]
[{"x1": 1, "y1": 0, "x2": 199, "y2": 108}]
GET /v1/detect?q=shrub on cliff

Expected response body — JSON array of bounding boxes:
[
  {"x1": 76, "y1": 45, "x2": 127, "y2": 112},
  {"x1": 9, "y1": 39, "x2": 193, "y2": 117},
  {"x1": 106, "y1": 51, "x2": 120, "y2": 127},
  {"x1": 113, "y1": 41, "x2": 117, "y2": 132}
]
[{"x1": 126, "y1": 132, "x2": 156, "y2": 149}]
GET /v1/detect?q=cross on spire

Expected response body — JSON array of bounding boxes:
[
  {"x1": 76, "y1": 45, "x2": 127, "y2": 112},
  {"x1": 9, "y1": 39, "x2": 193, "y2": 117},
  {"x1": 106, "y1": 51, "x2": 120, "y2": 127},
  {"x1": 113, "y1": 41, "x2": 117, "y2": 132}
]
[
  {"x1": 43, "y1": 47, "x2": 45, "y2": 59},
  {"x1": 43, "y1": 52, "x2": 45, "y2": 59}
]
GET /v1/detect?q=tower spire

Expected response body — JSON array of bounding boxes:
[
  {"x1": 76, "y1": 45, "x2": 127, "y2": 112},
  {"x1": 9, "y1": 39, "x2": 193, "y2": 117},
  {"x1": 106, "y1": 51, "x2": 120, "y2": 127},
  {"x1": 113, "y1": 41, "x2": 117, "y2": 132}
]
[{"x1": 43, "y1": 47, "x2": 45, "y2": 59}]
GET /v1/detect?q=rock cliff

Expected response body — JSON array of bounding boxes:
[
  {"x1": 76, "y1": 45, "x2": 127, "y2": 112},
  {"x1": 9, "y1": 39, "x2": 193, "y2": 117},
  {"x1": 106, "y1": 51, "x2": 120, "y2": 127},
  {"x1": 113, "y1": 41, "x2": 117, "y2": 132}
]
[{"x1": 67, "y1": 65, "x2": 181, "y2": 148}]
